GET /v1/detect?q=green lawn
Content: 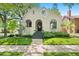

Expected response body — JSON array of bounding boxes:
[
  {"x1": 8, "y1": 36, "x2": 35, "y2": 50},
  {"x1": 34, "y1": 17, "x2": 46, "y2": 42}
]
[
  {"x1": 0, "y1": 52, "x2": 23, "y2": 56},
  {"x1": 44, "y1": 52, "x2": 79, "y2": 56},
  {"x1": 0, "y1": 37, "x2": 32, "y2": 45},
  {"x1": 43, "y1": 38, "x2": 79, "y2": 45}
]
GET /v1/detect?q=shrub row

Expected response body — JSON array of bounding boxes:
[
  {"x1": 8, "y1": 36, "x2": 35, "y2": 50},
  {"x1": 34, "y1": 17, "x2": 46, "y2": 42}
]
[
  {"x1": 43, "y1": 32, "x2": 70, "y2": 38},
  {"x1": 8, "y1": 34, "x2": 32, "y2": 38}
]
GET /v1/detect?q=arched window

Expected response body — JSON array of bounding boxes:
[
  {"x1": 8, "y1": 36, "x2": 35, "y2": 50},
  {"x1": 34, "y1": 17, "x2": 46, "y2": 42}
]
[
  {"x1": 50, "y1": 19, "x2": 57, "y2": 29},
  {"x1": 33, "y1": 10, "x2": 35, "y2": 14},
  {"x1": 42, "y1": 10, "x2": 45, "y2": 14},
  {"x1": 26, "y1": 20, "x2": 32, "y2": 27}
]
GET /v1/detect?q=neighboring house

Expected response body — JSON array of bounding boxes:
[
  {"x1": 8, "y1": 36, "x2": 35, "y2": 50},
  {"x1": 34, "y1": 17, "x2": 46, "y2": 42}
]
[
  {"x1": 71, "y1": 16, "x2": 79, "y2": 33},
  {"x1": 62, "y1": 10, "x2": 79, "y2": 33},
  {"x1": 22, "y1": 7, "x2": 62, "y2": 35}
]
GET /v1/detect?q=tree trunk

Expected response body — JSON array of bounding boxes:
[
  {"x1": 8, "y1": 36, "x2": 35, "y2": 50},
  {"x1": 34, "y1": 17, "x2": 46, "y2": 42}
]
[
  {"x1": 67, "y1": 26, "x2": 71, "y2": 34},
  {"x1": 19, "y1": 17, "x2": 23, "y2": 36},
  {"x1": 3, "y1": 14, "x2": 7, "y2": 37}
]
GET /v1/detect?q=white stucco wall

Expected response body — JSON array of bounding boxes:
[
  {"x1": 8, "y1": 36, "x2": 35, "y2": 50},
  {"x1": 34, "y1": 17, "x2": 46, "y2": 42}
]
[{"x1": 22, "y1": 7, "x2": 62, "y2": 35}]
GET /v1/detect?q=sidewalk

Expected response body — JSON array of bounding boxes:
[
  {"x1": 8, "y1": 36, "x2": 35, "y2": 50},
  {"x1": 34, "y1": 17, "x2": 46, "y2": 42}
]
[{"x1": 44, "y1": 45, "x2": 79, "y2": 52}]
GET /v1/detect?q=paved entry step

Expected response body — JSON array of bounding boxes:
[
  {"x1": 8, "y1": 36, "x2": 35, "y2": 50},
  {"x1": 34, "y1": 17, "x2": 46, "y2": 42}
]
[
  {"x1": 32, "y1": 31, "x2": 43, "y2": 44},
  {"x1": 32, "y1": 31, "x2": 43, "y2": 39},
  {"x1": 26, "y1": 44, "x2": 45, "y2": 56},
  {"x1": 32, "y1": 39, "x2": 43, "y2": 44},
  {"x1": 27, "y1": 52, "x2": 43, "y2": 56}
]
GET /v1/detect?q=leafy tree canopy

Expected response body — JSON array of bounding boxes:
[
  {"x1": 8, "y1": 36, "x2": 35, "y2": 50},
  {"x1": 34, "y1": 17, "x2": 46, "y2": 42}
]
[
  {"x1": 63, "y1": 3, "x2": 75, "y2": 10},
  {"x1": 7, "y1": 19, "x2": 18, "y2": 33}
]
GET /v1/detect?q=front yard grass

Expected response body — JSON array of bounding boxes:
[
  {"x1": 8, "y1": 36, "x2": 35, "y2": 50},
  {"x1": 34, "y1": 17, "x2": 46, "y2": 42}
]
[
  {"x1": 0, "y1": 52, "x2": 23, "y2": 56},
  {"x1": 44, "y1": 52, "x2": 79, "y2": 56},
  {"x1": 0, "y1": 37, "x2": 32, "y2": 45},
  {"x1": 43, "y1": 38, "x2": 79, "y2": 45}
]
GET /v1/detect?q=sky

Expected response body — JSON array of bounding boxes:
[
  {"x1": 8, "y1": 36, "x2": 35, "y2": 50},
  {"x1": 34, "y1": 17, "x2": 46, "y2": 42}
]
[{"x1": 39, "y1": 3, "x2": 79, "y2": 16}]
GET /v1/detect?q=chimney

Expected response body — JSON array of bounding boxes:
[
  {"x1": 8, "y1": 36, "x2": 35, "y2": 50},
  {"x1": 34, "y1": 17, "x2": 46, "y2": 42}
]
[{"x1": 67, "y1": 10, "x2": 71, "y2": 17}]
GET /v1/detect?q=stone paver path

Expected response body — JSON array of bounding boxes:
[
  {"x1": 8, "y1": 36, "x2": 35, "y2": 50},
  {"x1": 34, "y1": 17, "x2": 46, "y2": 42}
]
[
  {"x1": 44, "y1": 45, "x2": 79, "y2": 52},
  {"x1": 0, "y1": 44, "x2": 79, "y2": 56},
  {"x1": 27, "y1": 44, "x2": 45, "y2": 56},
  {"x1": 0, "y1": 45, "x2": 28, "y2": 52},
  {"x1": 27, "y1": 39, "x2": 44, "y2": 56}
]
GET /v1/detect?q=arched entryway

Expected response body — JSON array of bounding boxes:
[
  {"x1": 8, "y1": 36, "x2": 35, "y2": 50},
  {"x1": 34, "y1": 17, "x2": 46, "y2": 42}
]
[{"x1": 36, "y1": 20, "x2": 42, "y2": 31}]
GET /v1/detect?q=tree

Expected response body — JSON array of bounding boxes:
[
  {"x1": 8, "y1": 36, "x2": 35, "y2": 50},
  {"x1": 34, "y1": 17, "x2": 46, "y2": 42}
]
[
  {"x1": 63, "y1": 3, "x2": 74, "y2": 17},
  {"x1": 62, "y1": 19, "x2": 75, "y2": 34},
  {"x1": 12, "y1": 3, "x2": 39, "y2": 36},
  {"x1": 64, "y1": 3, "x2": 74, "y2": 10},
  {"x1": 0, "y1": 18, "x2": 3, "y2": 33},
  {"x1": 51, "y1": 3, "x2": 61, "y2": 15},
  {"x1": 52, "y1": 3, "x2": 58, "y2": 9},
  {"x1": 0, "y1": 3, "x2": 15, "y2": 37},
  {"x1": 63, "y1": 3, "x2": 75, "y2": 34},
  {"x1": 0, "y1": 3, "x2": 39, "y2": 37},
  {"x1": 7, "y1": 19, "x2": 18, "y2": 35}
]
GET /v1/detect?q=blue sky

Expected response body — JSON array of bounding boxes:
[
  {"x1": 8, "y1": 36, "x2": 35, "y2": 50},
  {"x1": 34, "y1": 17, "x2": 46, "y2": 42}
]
[{"x1": 39, "y1": 3, "x2": 79, "y2": 16}]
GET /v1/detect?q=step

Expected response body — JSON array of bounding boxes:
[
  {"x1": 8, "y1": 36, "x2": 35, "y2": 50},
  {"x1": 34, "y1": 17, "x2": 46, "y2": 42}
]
[
  {"x1": 31, "y1": 53, "x2": 43, "y2": 56},
  {"x1": 32, "y1": 39, "x2": 43, "y2": 44}
]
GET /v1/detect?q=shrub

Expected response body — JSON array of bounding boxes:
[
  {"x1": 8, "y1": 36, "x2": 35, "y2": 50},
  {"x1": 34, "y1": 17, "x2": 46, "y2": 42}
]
[
  {"x1": 15, "y1": 34, "x2": 19, "y2": 37},
  {"x1": 53, "y1": 32, "x2": 70, "y2": 37},
  {"x1": 22, "y1": 35, "x2": 32, "y2": 38},
  {"x1": 43, "y1": 32, "x2": 55, "y2": 38},
  {"x1": 14, "y1": 34, "x2": 32, "y2": 37},
  {"x1": 43, "y1": 32, "x2": 70, "y2": 38},
  {"x1": 8, "y1": 34, "x2": 14, "y2": 37}
]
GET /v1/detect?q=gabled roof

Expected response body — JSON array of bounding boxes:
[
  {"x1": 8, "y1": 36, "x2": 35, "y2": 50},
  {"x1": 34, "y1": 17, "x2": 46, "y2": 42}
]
[
  {"x1": 71, "y1": 16, "x2": 79, "y2": 18},
  {"x1": 62, "y1": 15, "x2": 79, "y2": 21}
]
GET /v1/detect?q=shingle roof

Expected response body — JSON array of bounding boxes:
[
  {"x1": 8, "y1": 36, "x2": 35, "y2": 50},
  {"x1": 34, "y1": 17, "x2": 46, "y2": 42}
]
[{"x1": 62, "y1": 15, "x2": 79, "y2": 21}]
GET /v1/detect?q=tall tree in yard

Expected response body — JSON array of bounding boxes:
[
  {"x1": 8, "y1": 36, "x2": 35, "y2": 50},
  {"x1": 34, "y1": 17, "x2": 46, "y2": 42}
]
[
  {"x1": 64, "y1": 3, "x2": 74, "y2": 17},
  {"x1": 52, "y1": 3, "x2": 61, "y2": 15},
  {"x1": 0, "y1": 4, "x2": 15, "y2": 37},
  {"x1": 12, "y1": 3, "x2": 39, "y2": 36},
  {"x1": 63, "y1": 3, "x2": 75, "y2": 34},
  {"x1": 0, "y1": 3, "x2": 39, "y2": 36}
]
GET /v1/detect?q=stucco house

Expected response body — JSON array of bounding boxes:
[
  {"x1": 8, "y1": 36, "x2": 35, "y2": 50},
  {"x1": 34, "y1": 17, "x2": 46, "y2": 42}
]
[
  {"x1": 20, "y1": 7, "x2": 79, "y2": 35},
  {"x1": 22, "y1": 7, "x2": 62, "y2": 35}
]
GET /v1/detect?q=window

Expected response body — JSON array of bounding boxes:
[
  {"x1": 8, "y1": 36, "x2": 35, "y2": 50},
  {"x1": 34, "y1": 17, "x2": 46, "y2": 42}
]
[
  {"x1": 50, "y1": 19, "x2": 57, "y2": 29},
  {"x1": 26, "y1": 20, "x2": 32, "y2": 27},
  {"x1": 33, "y1": 10, "x2": 35, "y2": 14},
  {"x1": 42, "y1": 10, "x2": 45, "y2": 14}
]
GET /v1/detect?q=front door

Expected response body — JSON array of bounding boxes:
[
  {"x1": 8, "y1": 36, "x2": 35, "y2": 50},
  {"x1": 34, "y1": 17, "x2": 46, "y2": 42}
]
[{"x1": 36, "y1": 20, "x2": 42, "y2": 31}]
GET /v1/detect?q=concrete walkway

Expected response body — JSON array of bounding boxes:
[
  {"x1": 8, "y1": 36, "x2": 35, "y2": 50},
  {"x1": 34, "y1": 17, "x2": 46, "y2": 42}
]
[
  {"x1": 0, "y1": 44, "x2": 79, "y2": 56},
  {"x1": 27, "y1": 39, "x2": 43, "y2": 56},
  {"x1": 44, "y1": 45, "x2": 79, "y2": 52},
  {"x1": 32, "y1": 39, "x2": 43, "y2": 44},
  {"x1": 0, "y1": 38, "x2": 79, "y2": 56}
]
